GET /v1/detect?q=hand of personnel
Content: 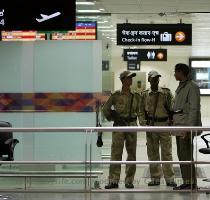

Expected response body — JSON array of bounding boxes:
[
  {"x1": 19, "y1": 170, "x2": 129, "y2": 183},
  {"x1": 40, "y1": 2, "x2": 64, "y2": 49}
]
[
  {"x1": 168, "y1": 120, "x2": 173, "y2": 126},
  {"x1": 110, "y1": 110, "x2": 118, "y2": 120},
  {"x1": 96, "y1": 135, "x2": 103, "y2": 147}
]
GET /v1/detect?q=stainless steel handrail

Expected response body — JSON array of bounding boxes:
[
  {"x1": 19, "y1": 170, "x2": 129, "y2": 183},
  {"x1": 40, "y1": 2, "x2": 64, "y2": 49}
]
[
  {"x1": 0, "y1": 126, "x2": 206, "y2": 132},
  {"x1": 0, "y1": 174, "x2": 99, "y2": 178},
  {"x1": 0, "y1": 126, "x2": 208, "y2": 194},
  {"x1": 0, "y1": 161, "x2": 210, "y2": 164},
  {"x1": 0, "y1": 170, "x2": 103, "y2": 174}
]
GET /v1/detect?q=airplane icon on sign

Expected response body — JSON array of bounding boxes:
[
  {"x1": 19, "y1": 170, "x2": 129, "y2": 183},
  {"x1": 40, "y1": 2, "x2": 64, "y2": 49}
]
[{"x1": 36, "y1": 12, "x2": 61, "y2": 23}]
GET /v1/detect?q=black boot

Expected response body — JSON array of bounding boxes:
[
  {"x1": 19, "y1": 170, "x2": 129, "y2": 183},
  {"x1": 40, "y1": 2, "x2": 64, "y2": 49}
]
[
  {"x1": 125, "y1": 183, "x2": 134, "y2": 189},
  {"x1": 105, "y1": 183, "x2": 119, "y2": 189},
  {"x1": 166, "y1": 181, "x2": 177, "y2": 187},
  {"x1": 173, "y1": 184, "x2": 197, "y2": 190}
]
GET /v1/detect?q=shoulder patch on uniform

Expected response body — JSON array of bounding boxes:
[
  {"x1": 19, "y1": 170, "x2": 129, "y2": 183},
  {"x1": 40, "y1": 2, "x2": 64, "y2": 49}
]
[
  {"x1": 161, "y1": 87, "x2": 171, "y2": 94},
  {"x1": 161, "y1": 87, "x2": 170, "y2": 91},
  {"x1": 112, "y1": 90, "x2": 121, "y2": 95},
  {"x1": 142, "y1": 89, "x2": 149, "y2": 93}
]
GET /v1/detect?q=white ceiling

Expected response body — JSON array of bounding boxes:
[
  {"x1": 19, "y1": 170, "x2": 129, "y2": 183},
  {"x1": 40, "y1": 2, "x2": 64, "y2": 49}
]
[{"x1": 100, "y1": 0, "x2": 210, "y2": 14}]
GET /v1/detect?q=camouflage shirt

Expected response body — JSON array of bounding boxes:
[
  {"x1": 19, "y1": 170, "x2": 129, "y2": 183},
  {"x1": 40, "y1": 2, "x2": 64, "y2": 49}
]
[
  {"x1": 139, "y1": 87, "x2": 173, "y2": 125},
  {"x1": 102, "y1": 90, "x2": 140, "y2": 122}
]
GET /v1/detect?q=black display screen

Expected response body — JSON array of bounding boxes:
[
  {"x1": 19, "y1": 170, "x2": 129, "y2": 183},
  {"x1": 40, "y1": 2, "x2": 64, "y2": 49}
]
[{"x1": 0, "y1": 0, "x2": 76, "y2": 31}]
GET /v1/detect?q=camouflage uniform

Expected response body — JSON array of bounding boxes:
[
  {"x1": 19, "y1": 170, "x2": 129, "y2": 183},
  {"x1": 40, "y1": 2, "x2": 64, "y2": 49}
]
[
  {"x1": 173, "y1": 79, "x2": 201, "y2": 185},
  {"x1": 140, "y1": 87, "x2": 175, "y2": 184},
  {"x1": 102, "y1": 90, "x2": 140, "y2": 184}
]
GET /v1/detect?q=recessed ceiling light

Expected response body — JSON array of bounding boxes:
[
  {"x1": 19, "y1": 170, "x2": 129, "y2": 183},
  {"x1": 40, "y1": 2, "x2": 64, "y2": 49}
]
[
  {"x1": 97, "y1": 21, "x2": 106, "y2": 24},
  {"x1": 76, "y1": 2, "x2": 95, "y2": 5},
  {"x1": 98, "y1": 26, "x2": 113, "y2": 29},
  {"x1": 77, "y1": 16, "x2": 99, "y2": 19},
  {"x1": 99, "y1": 29, "x2": 116, "y2": 32},
  {"x1": 77, "y1": 10, "x2": 101, "y2": 13}
]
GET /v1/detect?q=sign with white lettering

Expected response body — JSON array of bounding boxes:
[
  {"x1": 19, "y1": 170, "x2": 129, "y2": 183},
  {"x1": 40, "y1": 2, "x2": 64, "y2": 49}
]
[
  {"x1": 127, "y1": 61, "x2": 141, "y2": 71},
  {"x1": 124, "y1": 49, "x2": 167, "y2": 61},
  {"x1": 117, "y1": 24, "x2": 192, "y2": 45},
  {"x1": 0, "y1": 0, "x2": 75, "y2": 31}
]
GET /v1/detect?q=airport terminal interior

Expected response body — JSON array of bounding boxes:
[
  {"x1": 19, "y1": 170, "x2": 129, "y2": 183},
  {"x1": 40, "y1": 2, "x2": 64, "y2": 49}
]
[{"x1": 0, "y1": 0, "x2": 210, "y2": 200}]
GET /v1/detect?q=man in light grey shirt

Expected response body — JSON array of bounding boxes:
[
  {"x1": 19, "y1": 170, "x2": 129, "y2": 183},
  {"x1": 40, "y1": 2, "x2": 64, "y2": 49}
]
[{"x1": 172, "y1": 63, "x2": 202, "y2": 190}]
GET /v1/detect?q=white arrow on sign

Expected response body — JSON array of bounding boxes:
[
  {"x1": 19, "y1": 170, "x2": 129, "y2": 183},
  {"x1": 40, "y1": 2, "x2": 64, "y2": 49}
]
[{"x1": 176, "y1": 35, "x2": 185, "y2": 40}]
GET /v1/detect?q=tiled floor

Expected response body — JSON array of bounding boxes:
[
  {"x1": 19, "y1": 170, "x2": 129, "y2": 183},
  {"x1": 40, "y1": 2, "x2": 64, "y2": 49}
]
[{"x1": 0, "y1": 192, "x2": 209, "y2": 200}]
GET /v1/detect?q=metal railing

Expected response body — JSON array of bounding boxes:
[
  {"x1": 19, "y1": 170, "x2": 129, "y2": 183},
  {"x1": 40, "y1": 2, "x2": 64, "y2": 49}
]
[{"x1": 0, "y1": 126, "x2": 209, "y2": 194}]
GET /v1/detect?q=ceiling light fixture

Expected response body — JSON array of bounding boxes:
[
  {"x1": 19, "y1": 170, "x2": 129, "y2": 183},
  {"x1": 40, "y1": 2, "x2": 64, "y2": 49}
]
[
  {"x1": 98, "y1": 25, "x2": 113, "y2": 29},
  {"x1": 77, "y1": 10, "x2": 101, "y2": 13},
  {"x1": 76, "y1": 2, "x2": 95, "y2": 5},
  {"x1": 97, "y1": 21, "x2": 107, "y2": 24},
  {"x1": 99, "y1": 29, "x2": 116, "y2": 32},
  {"x1": 77, "y1": 16, "x2": 99, "y2": 19}
]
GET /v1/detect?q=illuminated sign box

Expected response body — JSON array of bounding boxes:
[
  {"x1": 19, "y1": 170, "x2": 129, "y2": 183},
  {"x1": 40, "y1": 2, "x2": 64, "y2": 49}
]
[
  {"x1": 190, "y1": 58, "x2": 210, "y2": 95},
  {"x1": 51, "y1": 22, "x2": 97, "y2": 40},
  {"x1": 124, "y1": 49, "x2": 167, "y2": 61},
  {"x1": 127, "y1": 61, "x2": 141, "y2": 71},
  {"x1": 117, "y1": 24, "x2": 192, "y2": 45},
  {"x1": 0, "y1": 0, "x2": 75, "y2": 31}
]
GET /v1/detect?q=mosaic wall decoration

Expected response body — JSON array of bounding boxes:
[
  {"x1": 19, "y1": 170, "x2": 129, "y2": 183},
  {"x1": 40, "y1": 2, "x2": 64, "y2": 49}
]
[{"x1": 0, "y1": 92, "x2": 110, "y2": 112}]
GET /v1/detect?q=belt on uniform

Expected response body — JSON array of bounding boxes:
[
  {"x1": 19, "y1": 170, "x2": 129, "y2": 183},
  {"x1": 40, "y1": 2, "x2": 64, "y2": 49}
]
[
  {"x1": 148, "y1": 116, "x2": 168, "y2": 122},
  {"x1": 119, "y1": 116, "x2": 137, "y2": 122}
]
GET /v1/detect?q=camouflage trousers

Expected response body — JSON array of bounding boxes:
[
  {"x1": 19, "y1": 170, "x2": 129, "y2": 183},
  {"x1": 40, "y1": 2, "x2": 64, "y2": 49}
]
[
  {"x1": 108, "y1": 131, "x2": 137, "y2": 184},
  {"x1": 146, "y1": 131, "x2": 175, "y2": 183}
]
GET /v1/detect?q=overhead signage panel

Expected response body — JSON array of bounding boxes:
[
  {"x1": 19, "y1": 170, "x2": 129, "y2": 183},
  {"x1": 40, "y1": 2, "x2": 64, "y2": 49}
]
[
  {"x1": 117, "y1": 24, "x2": 192, "y2": 45},
  {"x1": 0, "y1": 0, "x2": 76, "y2": 31},
  {"x1": 124, "y1": 49, "x2": 167, "y2": 61},
  {"x1": 127, "y1": 61, "x2": 140, "y2": 71}
]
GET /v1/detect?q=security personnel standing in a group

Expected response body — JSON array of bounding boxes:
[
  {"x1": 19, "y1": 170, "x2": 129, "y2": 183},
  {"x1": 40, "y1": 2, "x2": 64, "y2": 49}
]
[
  {"x1": 103, "y1": 71, "x2": 140, "y2": 189},
  {"x1": 139, "y1": 70, "x2": 177, "y2": 187}
]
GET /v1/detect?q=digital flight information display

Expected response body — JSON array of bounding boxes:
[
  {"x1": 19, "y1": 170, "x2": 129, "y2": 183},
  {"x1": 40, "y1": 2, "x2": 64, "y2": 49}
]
[
  {"x1": 51, "y1": 22, "x2": 97, "y2": 40},
  {"x1": 1, "y1": 31, "x2": 46, "y2": 41}
]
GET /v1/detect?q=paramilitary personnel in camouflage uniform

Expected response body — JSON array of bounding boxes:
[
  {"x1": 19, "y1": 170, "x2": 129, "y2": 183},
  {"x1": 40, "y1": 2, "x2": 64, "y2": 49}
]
[
  {"x1": 102, "y1": 71, "x2": 140, "y2": 189},
  {"x1": 139, "y1": 70, "x2": 177, "y2": 187},
  {"x1": 173, "y1": 63, "x2": 201, "y2": 190}
]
